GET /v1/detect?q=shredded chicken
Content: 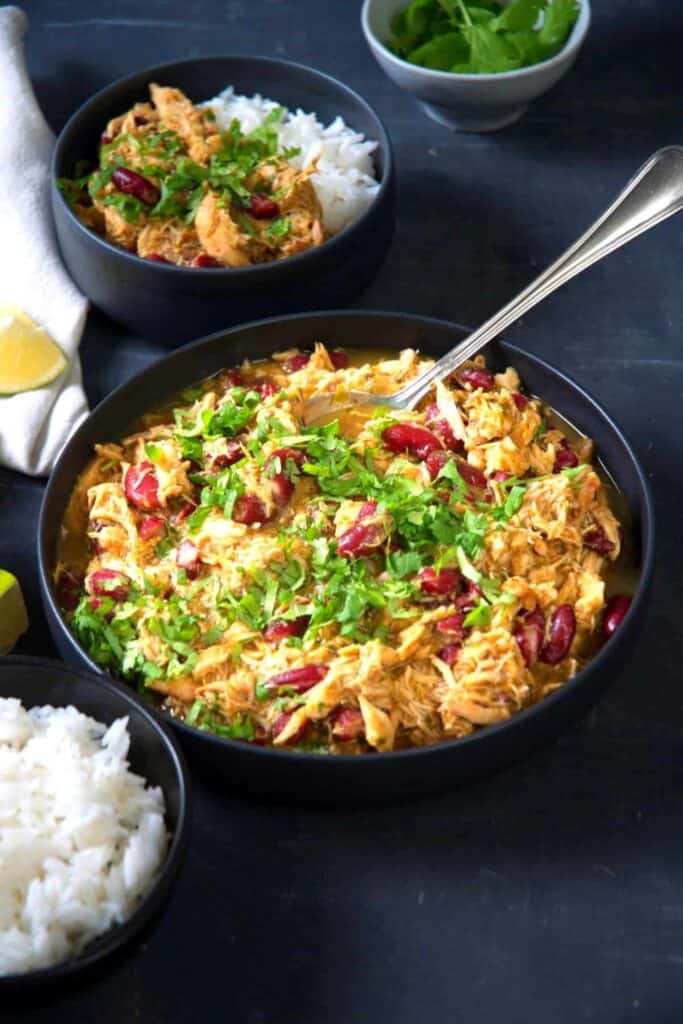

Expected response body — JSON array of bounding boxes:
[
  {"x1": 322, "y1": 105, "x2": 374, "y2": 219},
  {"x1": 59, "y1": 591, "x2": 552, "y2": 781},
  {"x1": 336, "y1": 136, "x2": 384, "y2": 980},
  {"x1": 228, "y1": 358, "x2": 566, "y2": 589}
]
[{"x1": 56, "y1": 347, "x2": 624, "y2": 754}]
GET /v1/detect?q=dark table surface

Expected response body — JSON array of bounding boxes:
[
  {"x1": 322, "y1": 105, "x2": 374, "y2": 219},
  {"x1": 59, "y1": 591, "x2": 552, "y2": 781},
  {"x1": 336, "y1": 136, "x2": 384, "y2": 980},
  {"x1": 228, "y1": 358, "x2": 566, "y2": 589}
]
[{"x1": 4, "y1": 1, "x2": 683, "y2": 1020}]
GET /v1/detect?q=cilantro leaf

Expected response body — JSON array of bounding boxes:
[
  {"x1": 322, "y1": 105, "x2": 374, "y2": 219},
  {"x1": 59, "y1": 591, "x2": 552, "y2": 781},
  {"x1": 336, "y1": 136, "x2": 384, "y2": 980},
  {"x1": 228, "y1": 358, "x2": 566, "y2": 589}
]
[
  {"x1": 265, "y1": 217, "x2": 291, "y2": 241},
  {"x1": 462, "y1": 24, "x2": 522, "y2": 71},
  {"x1": 491, "y1": 0, "x2": 543, "y2": 31},
  {"x1": 463, "y1": 600, "x2": 492, "y2": 628},
  {"x1": 538, "y1": 0, "x2": 579, "y2": 53},
  {"x1": 407, "y1": 31, "x2": 469, "y2": 69},
  {"x1": 387, "y1": 549, "x2": 424, "y2": 578}
]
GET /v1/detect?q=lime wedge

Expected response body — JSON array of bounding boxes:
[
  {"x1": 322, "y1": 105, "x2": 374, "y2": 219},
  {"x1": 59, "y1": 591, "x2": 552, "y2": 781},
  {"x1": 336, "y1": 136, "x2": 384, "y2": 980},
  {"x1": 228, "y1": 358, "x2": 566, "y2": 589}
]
[
  {"x1": 0, "y1": 570, "x2": 29, "y2": 655},
  {"x1": 0, "y1": 306, "x2": 68, "y2": 396}
]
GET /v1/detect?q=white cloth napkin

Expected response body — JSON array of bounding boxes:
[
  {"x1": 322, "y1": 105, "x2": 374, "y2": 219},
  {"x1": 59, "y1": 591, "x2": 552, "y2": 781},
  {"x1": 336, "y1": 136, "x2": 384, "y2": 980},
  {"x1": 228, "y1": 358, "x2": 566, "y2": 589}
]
[{"x1": 0, "y1": 6, "x2": 88, "y2": 476}]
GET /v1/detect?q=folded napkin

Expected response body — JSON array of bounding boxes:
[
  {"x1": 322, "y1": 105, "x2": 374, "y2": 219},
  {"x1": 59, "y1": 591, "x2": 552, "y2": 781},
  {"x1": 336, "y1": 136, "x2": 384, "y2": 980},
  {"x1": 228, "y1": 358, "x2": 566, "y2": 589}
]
[{"x1": 0, "y1": 6, "x2": 88, "y2": 476}]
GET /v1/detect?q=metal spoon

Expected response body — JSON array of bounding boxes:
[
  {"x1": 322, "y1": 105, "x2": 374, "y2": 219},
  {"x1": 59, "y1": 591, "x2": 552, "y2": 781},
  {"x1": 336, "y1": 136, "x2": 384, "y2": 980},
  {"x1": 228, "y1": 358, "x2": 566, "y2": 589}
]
[{"x1": 305, "y1": 146, "x2": 683, "y2": 425}]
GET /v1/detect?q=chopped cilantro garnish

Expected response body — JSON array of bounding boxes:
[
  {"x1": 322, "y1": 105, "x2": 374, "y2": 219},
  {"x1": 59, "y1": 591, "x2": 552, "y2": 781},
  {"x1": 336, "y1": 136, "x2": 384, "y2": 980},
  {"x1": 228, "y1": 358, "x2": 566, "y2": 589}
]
[
  {"x1": 534, "y1": 416, "x2": 547, "y2": 441},
  {"x1": 186, "y1": 698, "x2": 255, "y2": 739},
  {"x1": 265, "y1": 217, "x2": 291, "y2": 241}
]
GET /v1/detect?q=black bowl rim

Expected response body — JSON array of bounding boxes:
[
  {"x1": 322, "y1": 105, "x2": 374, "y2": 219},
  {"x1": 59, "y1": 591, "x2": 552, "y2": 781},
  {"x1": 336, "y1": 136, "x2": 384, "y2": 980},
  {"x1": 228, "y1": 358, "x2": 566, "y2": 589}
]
[
  {"x1": 0, "y1": 654, "x2": 191, "y2": 990},
  {"x1": 51, "y1": 54, "x2": 394, "y2": 277},
  {"x1": 38, "y1": 309, "x2": 656, "y2": 770}
]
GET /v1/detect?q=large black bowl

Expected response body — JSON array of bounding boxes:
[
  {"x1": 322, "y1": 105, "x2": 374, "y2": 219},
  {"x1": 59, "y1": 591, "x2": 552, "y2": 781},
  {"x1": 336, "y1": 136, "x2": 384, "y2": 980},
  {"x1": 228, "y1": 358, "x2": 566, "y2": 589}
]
[
  {"x1": 38, "y1": 312, "x2": 655, "y2": 803},
  {"x1": 0, "y1": 656, "x2": 190, "y2": 992},
  {"x1": 52, "y1": 57, "x2": 395, "y2": 344}
]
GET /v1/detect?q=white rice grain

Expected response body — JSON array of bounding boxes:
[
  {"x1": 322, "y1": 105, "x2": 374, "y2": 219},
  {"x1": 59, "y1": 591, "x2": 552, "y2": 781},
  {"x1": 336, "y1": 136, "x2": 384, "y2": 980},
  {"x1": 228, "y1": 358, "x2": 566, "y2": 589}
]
[{"x1": 0, "y1": 698, "x2": 168, "y2": 977}]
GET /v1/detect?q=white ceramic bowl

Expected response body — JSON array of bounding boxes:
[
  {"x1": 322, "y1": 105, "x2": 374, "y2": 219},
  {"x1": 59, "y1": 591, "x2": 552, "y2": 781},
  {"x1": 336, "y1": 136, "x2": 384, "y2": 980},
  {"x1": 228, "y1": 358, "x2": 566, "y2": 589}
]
[{"x1": 361, "y1": 0, "x2": 591, "y2": 132}]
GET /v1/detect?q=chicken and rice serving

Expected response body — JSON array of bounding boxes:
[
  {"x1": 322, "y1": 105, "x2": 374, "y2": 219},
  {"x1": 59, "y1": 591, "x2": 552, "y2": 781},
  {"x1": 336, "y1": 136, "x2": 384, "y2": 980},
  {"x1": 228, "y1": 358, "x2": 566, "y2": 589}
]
[
  {"x1": 55, "y1": 346, "x2": 632, "y2": 754},
  {"x1": 56, "y1": 84, "x2": 379, "y2": 268}
]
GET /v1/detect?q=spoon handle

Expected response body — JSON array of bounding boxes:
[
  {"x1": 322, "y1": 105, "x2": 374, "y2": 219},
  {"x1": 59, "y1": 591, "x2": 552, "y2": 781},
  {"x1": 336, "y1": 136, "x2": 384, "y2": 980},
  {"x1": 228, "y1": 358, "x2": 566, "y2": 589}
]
[{"x1": 396, "y1": 146, "x2": 683, "y2": 409}]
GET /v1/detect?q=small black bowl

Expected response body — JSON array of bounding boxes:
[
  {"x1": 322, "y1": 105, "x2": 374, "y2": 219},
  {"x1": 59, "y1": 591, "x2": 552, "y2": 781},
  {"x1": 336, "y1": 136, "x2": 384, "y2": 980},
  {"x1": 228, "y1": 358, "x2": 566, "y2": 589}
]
[
  {"x1": 0, "y1": 656, "x2": 190, "y2": 991},
  {"x1": 52, "y1": 56, "x2": 395, "y2": 344},
  {"x1": 38, "y1": 312, "x2": 655, "y2": 804}
]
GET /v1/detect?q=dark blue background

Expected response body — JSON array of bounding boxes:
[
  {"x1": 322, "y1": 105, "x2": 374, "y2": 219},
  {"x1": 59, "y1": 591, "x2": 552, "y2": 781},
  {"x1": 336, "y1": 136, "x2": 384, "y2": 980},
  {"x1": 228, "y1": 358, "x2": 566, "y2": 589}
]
[{"x1": 4, "y1": 1, "x2": 683, "y2": 1020}]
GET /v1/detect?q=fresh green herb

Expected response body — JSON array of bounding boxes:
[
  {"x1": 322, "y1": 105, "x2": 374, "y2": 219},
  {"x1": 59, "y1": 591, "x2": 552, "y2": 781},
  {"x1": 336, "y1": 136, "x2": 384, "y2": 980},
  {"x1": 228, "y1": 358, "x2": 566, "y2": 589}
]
[
  {"x1": 186, "y1": 698, "x2": 255, "y2": 739},
  {"x1": 101, "y1": 191, "x2": 146, "y2": 224},
  {"x1": 265, "y1": 217, "x2": 291, "y2": 241},
  {"x1": 56, "y1": 177, "x2": 88, "y2": 210},
  {"x1": 234, "y1": 210, "x2": 258, "y2": 237},
  {"x1": 534, "y1": 415, "x2": 547, "y2": 441},
  {"x1": 387, "y1": 0, "x2": 579, "y2": 73},
  {"x1": 255, "y1": 678, "x2": 270, "y2": 701},
  {"x1": 144, "y1": 441, "x2": 165, "y2": 464},
  {"x1": 463, "y1": 599, "x2": 492, "y2": 628}
]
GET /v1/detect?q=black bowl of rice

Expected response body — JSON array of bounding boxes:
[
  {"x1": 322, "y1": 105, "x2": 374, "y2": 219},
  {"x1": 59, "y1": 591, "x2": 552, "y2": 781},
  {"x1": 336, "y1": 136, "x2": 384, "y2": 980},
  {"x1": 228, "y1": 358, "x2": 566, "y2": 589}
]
[
  {"x1": 52, "y1": 56, "x2": 395, "y2": 344},
  {"x1": 0, "y1": 656, "x2": 189, "y2": 991}
]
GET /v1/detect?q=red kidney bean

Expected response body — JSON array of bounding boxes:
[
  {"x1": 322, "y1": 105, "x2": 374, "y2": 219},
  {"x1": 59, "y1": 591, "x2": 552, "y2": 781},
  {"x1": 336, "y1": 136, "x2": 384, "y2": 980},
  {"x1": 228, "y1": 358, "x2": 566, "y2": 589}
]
[
  {"x1": 100, "y1": 133, "x2": 113, "y2": 147},
  {"x1": 425, "y1": 404, "x2": 464, "y2": 453},
  {"x1": 172, "y1": 501, "x2": 197, "y2": 526},
  {"x1": 139, "y1": 515, "x2": 166, "y2": 541},
  {"x1": 224, "y1": 369, "x2": 243, "y2": 387},
  {"x1": 252, "y1": 379, "x2": 281, "y2": 399},
  {"x1": 329, "y1": 350, "x2": 349, "y2": 370},
  {"x1": 176, "y1": 539, "x2": 201, "y2": 578},
  {"x1": 436, "y1": 643, "x2": 461, "y2": 666},
  {"x1": 265, "y1": 665, "x2": 328, "y2": 694},
  {"x1": 56, "y1": 570, "x2": 84, "y2": 611},
  {"x1": 436, "y1": 613, "x2": 465, "y2": 640},
  {"x1": 249, "y1": 194, "x2": 280, "y2": 219},
  {"x1": 455, "y1": 459, "x2": 487, "y2": 490},
  {"x1": 356, "y1": 500, "x2": 378, "y2": 520},
  {"x1": 213, "y1": 439, "x2": 245, "y2": 470},
  {"x1": 191, "y1": 253, "x2": 223, "y2": 268},
  {"x1": 273, "y1": 711, "x2": 308, "y2": 744},
  {"x1": 514, "y1": 606, "x2": 546, "y2": 667},
  {"x1": 457, "y1": 367, "x2": 495, "y2": 392},
  {"x1": 271, "y1": 474, "x2": 294, "y2": 505},
  {"x1": 337, "y1": 520, "x2": 386, "y2": 558},
  {"x1": 233, "y1": 494, "x2": 269, "y2": 525},
  {"x1": 540, "y1": 605, "x2": 576, "y2": 664},
  {"x1": 512, "y1": 392, "x2": 528, "y2": 410},
  {"x1": 112, "y1": 167, "x2": 159, "y2": 206},
  {"x1": 603, "y1": 595, "x2": 632, "y2": 638},
  {"x1": 419, "y1": 566, "x2": 461, "y2": 598},
  {"x1": 147, "y1": 252, "x2": 171, "y2": 264},
  {"x1": 263, "y1": 617, "x2": 309, "y2": 644},
  {"x1": 282, "y1": 352, "x2": 310, "y2": 373},
  {"x1": 124, "y1": 461, "x2": 160, "y2": 511},
  {"x1": 86, "y1": 568, "x2": 130, "y2": 602},
  {"x1": 554, "y1": 448, "x2": 579, "y2": 472},
  {"x1": 425, "y1": 449, "x2": 451, "y2": 481},
  {"x1": 584, "y1": 526, "x2": 614, "y2": 557},
  {"x1": 331, "y1": 706, "x2": 365, "y2": 741},
  {"x1": 382, "y1": 423, "x2": 442, "y2": 460},
  {"x1": 248, "y1": 724, "x2": 269, "y2": 746},
  {"x1": 455, "y1": 582, "x2": 482, "y2": 616}
]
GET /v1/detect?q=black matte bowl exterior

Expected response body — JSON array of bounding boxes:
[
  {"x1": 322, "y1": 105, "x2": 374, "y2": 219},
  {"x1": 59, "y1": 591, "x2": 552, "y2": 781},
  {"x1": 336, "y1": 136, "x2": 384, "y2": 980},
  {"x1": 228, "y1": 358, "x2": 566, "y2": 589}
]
[
  {"x1": 39, "y1": 313, "x2": 655, "y2": 803},
  {"x1": 52, "y1": 58, "x2": 395, "y2": 344},
  {"x1": 0, "y1": 656, "x2": 190, "y2": 991}
]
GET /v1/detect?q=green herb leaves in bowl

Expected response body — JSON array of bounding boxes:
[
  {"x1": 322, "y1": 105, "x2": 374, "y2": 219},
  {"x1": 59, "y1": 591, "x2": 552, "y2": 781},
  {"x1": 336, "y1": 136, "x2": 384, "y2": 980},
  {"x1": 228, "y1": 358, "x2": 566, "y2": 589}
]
[{"x1": 388, "y1": 0, "x2": 580, "y2": 74}]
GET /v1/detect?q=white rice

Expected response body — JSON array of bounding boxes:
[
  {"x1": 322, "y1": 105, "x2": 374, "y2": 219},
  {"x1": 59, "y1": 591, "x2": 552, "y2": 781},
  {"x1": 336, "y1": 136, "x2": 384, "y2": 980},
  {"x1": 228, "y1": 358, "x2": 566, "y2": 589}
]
[
  {"x1": 0, "y1": 698, "x2": 168, "y2": 976},
  {"x1": 203, "y1": 88, "x2": 380, "y2": 234}
]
